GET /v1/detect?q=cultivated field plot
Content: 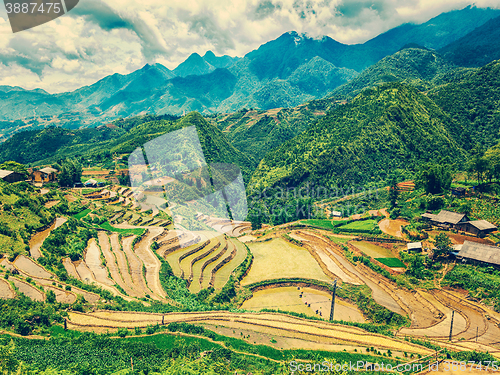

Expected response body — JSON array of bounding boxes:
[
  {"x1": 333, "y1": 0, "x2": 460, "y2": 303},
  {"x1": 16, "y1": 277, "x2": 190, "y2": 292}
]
[
  {"x1": 350, "y1": 241, "x2": 394, "y2": 258},
  {"x1": 290, "y1": 231, "x2": 363, "y2": 285},
  {"x1": 189, "y1": 236, "x2": 227, "y2": 293},
  {"x1": 67, "y1": 310, "x2": 431, "y2": 355},
  {"x1": 376, "y1": 258, "x2": 406, "y2": 268},
  {"x1": 164, "y1": 233, "x2": 211, "y2": 277},
  {"x1": 338, "y1": 220, "x2": 378, "y2": 231},
  {"x1": 213, "y1": 238, "x2": 248, "y2": 290},
  {"x1": 241, "y1": 238, "x2": 332, "y2": 285},
  {"x1": 161, "y1": 230, "x2": 247, "y2": 291},
  {"x1": 379, "y1": 218, "x2": 408, "y2": 238},
  {"x1": 10, "y1": 278, "x2": 44, "y2": 301},
  {"x1": 14, "y1": 255, "x2": 53, "y2": 278},
  {"x1": 29, "y1": 217, "x2": 67, "y2": 259},
  {"x1": 241, "y1": 286, "x2": 365, "y2": 322}
]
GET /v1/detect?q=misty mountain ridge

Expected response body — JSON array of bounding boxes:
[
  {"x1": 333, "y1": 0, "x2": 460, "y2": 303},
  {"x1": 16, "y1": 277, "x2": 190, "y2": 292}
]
[{"x1": 1, "y1": 5, "x2": 500, "y2": 140}]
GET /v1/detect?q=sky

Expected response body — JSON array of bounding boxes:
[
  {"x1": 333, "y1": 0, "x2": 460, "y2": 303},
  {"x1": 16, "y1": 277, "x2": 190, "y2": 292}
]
[{"x1": 0, "y1": 0, "x2": 499, "y2": 93}]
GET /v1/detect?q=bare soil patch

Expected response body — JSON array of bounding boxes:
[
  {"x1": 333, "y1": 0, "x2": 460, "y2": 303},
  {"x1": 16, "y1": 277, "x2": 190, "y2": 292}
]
[
  {"x1": 11, "y1": 278, "x2": 44, "y2": 301},
  {"x1": 0, "y1": 279, "x2": 14, "y2": 299},
  {"x1": 379, "y1": 218, "x2": 409, "y2": 238},
  {"x1": 14, "y1": 255, "x2": 52, "y2": 278}
]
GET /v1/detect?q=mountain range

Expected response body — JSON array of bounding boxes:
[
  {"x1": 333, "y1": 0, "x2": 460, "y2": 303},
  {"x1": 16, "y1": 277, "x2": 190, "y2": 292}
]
[{"x1": 1, "y1": 5, "x2": 500, "y2": 142}]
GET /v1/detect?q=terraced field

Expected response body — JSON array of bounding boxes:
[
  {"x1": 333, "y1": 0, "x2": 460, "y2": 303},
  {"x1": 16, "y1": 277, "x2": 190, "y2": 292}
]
[
  {"x1": 160, "y1": 229, "x2": 249, "y2": 291},
  {"x1": 5, "y1": 185, "x2": 500, "y2": 359},
  {"x1": 242, "y1": 237, "x2": 332, "y2": 285},
  {"x1": 29, "y1": 217, "x2": 67, "y2": 259},
  {"x1": 66, "y1": 310, "x2": 432, "y2": 355},
  {"x1": 241, "y1": 286, "x2": 365, "y2": 322},
  {"x1": 1, "y1": 185, "x2": 252, "y2": 310}
]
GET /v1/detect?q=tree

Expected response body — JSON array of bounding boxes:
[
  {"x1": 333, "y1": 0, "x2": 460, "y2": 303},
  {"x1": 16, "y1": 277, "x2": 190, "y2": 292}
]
[
  {"x1": 434, "y1": 232, "x2": 452, "y2": 258},
  {"x1": 468, "y1": 144, "x2": 488, "y2": 185},
  {"x1": 416, "y1": 163, "x2": 452, "y2": 195},
  {"x1": 118, "y1": 171, "x2": 129, "y2": 186},
  {"x1": 58, "y1": 159, "x2": 82, "y2": 187},
  {"x1": 46, "y1": 289, "x2": 56, "y2": 304},
  {"x1": 0, "y1": 340, "x2": 19, "y2": 373},
  {"x1": 485, "y1": 147, "x2": 500, "y2": 182},
  {"x1": 388, "y1": 178, "x2": 399, "y2": 208}
]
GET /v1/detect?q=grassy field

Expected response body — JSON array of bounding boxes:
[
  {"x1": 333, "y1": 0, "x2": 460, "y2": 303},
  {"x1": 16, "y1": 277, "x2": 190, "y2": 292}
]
[
  {"x1": 301, "y1": 219, "x2": 340, "y2": 230},
  {"x1": 375, "y1": 258, "x2": 406, "y2": 268},
  {"x1": 73, "y1": 209, "x2": 91, "y2": 220},
  {"x1": 241, "y1": 238, "x2": 331, "y2": 285},
  {"x1": 338, "y1": 220, "x2": 378, "y2": 231}
]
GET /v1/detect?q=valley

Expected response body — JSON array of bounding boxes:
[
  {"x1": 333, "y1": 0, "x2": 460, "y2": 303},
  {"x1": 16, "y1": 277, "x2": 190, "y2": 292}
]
[{"x1": 2, "y1": 5, "x2": 500, "y2": 374}]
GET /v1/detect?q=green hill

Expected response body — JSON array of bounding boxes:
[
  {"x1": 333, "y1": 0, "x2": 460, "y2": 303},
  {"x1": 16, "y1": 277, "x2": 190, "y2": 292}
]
[
  {"x1": 329, "y1": 48, "x2": 468, "y2": 100},
  {"x1": 0, "y1": 112, "x2": 256, "y2": 179},
  {"x1": 249, "y1": 83, "x2": 465, "y2": 193},
  {"x1": 439, "y1": 15, "x2": 500, "y2": 68},
  {"x1": 208, "y1": 98, "x2": 334, "y2": 162},
  {"x1": 428, "y1": 60, "x2": 500, "y2": 150}
]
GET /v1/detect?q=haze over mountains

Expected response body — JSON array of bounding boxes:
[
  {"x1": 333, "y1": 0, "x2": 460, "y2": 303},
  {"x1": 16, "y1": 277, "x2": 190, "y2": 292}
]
[{"x1": 1, "y1": 5, "x2": 500, "y2": 143}]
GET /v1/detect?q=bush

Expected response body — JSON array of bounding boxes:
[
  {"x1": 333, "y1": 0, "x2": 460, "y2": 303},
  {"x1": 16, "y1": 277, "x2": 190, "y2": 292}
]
[{"x1": 117, "y1": 328, "x2": 129, "y2": 337}]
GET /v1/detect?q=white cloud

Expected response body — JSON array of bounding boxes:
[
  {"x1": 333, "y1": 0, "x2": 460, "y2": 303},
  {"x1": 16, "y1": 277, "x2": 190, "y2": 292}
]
[{"x1": 0, "y1": 0, "x2": 499, "y2": 92}]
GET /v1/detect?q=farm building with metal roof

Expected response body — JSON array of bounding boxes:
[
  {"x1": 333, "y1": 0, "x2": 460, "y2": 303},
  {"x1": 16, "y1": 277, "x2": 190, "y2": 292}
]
[{"x1": 456, "y1": 241, "x2": 500, "y2": 266}]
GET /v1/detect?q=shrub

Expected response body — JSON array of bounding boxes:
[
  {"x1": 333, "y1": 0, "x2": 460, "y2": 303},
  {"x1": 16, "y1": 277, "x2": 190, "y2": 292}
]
[{"x1": 117, "y1": 328, "x2": 129, "y2": 338}]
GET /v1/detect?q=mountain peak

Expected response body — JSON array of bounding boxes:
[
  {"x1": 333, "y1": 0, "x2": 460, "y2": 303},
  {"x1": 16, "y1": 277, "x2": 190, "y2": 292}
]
[{"x1": 204, "y1": 51, "x2": 216, "y2": 59}]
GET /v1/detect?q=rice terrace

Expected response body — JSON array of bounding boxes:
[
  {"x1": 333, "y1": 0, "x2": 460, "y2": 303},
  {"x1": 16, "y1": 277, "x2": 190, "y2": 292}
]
[
  {"x1": 3, "y1": 5, "x2": 500, "y2": 373},
  {"x1": 3, "y1": 156, "x2": 500, "y2": 374}
]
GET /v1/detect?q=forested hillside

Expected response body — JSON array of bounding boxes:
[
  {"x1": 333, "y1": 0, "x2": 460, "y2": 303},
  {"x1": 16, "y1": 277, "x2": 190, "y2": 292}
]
[
  {"x1": 428, "y1": 60, "x2": 500, "y2": 150},
  {"x1": 329, "y1": 47, "x2": 468, "y2": 100},
  {"x1": 0, "y1": 113, "x2": 256, "y2": 179},
  {"x1": 249, "y1": 83, "x2": 465, "y2": 193},
  {"x1": 208, "y1": 98, "x2": 333, "y2": 161},
  {"x1": 439, "y1": 15, "x2": 500, "y2": 67}
]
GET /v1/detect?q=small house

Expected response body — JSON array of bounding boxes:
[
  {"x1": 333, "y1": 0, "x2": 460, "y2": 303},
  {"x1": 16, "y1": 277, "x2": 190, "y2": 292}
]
[
  {"x1": 84, "y1": 179, "x2": 98, "y2": 187},
  {"x1": 456, "y1": 220, "x2": 497, "y2": 238},
  {"x1": 407, "y1": 242, "x2": 423, "y2": 253},
  {"x1": 331, "y1": 210, "x2": 342, "y2": 218},
  {"x1": 31, "y1": 167, "x2": 58, "y2": 184},
  {"x1": 421, "y1": 210, "x2": 469, "y2": 229},
  {"x1": 451, "y1": 187, "x2": 466, "y2": 196},
  {"x1": 457, "y1": 241, "x2": 500, "y2": 267},
  {"x1": 0, "y1": 169, "x2": 25, "y2": 183}
]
